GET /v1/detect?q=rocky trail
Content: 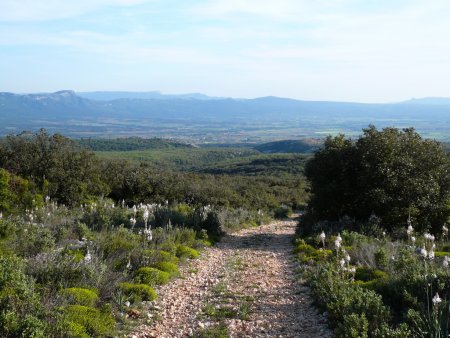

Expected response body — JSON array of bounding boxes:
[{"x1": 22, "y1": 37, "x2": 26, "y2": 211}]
[{"x1": 130, "y1": 216, "x2": 330, "y2": 338}]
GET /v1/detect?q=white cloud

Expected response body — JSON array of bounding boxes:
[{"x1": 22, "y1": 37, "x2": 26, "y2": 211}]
[{"x1": 0, "y1": 0, "x2": 151, "y2": 22}]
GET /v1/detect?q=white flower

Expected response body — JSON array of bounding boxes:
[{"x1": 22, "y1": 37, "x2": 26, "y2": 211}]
[
  {"x1": 428, "y1": 251, "x2": 435, "y2": 260},
  {"x1": 144, "y1": 228, "x2": 152, "y2": 242},
  {"x1": 345, "y1": 253, "x2": 351, "y2": 263},
  {"x1": 336, "y1": 234, "x2": 342, "y2": 243},
  {"x1": 84, "y1": 250, "x2": 92, "y2": 263},
  {"x1": 411, "y1": 236, "x2": 416, "y2": 243},
  {"x1": 432, "y1": 293, "x2": 442, "y2": 305},
  {"x1": 420, "y1": 247, "x2": 428, "y2": 258},
  {"x1": 443, "y1": 225, "x2": 448, "y2": 233},
  {"x1": 334, "y1": 239, "x2": 341, "y2": 249},
  {"x1": 319, "y1": 231, "x2": 326, "y2": 241},
  {"x1": 143, "y1": 209, "x2": 149, "y2": 223},
  {"x1": 340, "y1": 259, "x2": 346, "y2": 268},
  {"x1": 407, "y1": 225, "x2": 413, "y2": 236},
  {"x1": 124, "y1": 301, "x2": 131, "y2": 307},
  {"x1": 443, "y1": 256, "x2": 449, "y2": 268}
]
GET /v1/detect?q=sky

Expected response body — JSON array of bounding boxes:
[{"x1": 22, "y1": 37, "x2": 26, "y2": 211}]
[{"x1": 1, "y1": 0, "x2": 450, "y2": 102}]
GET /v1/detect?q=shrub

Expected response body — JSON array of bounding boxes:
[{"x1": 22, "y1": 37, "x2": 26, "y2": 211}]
[
  {"x1": 135, "y1": 267, "x2": 170, "y2": 286},
  {"x1": 274, "y1": 205, "x2": 292, "y2": 219},
  {"x1": 374, "y1": 247, "x2": 389, "y2": 269},
  {"x1": 176, "y1": 244, "x2": 200, "y2": 259},
  {"x1": 142, "y1": 249, "x2": 179, "y2": 265},
  {"x1": 152, "y1": 261, "x2": 179, "y2": 277},
  {"x1": 62, "y1": 305, "x2": 115, "y2": 337},
  {"x1": 0, "y1": 256, "x2": 46, "y2": 337},
  {"x1": 335, "y1": 313, "x2": 369, "y2": 338},
  {"x1": 308, "y1": 263, "x2": 391, "y2": 335},
  {"x1": 119, "y1": 282, "x2": 157, "y2": 302},
  {"x1": 354, "y1": 267, "x2": 389, "y2": 282},
  {"x1": 293, "y1": 242, "x2": 332, "y2": 264},
  {"x1": 61, "y1": 288, "x2": 99, "y2": 307}
]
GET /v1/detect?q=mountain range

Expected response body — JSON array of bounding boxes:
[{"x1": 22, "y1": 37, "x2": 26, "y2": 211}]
[{"x1": 1, "y1": 90, "x2": 450, "y2": 141}]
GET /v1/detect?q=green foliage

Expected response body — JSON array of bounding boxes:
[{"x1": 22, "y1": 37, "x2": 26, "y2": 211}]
[
  {"x1": 77, "y1": 137, "x2": 193, "y2": 152},
  {"x1": 335, "y1": 313, "x2": 369, "y2": 338},
  {"x1": 193, "y1": 323, "x2": 229, "y2": 338},
  {"x1": 308, "y1": 263, "x2": 391, "y2": 335},
  {"x1": 135, "y1": 267, "x2": 170, "y2": 286},
  {"x1": 176, "y1": 244, "x2": 200, "y2": 259},
  {"x1": 304, "y1": 126, "x2": 450, "y2": 233},
  {"x1": 152, "y1": 261, "x2": 179, "y2": 277},
  {"x1": 274, "y1": 204, "x2": 292, "y2": 219},
  {"x1": 293, "y1": 241, "x2": 332, "y2": 264},
  {"x1": 354, "y1": 267, "x2": 389, "y2": 282},
  {"x1": 374, "y1": 248, "x2": 389, "y2": 270},
  {"x1": 61, "y1": 288, "x2": 99, "y2": 307},
  {"x1": 0, "y1": 129, "x2": 108, "y2": 206},
  {"x1": 142, "y1": 249, "x2": 180, "y2": 265},
  {"x1": 62, "y1": 305, "x2": 115, "y2": 337},
  {"x1": 0, "y1": 256, "x2": 46, "y2": 338},
  {"x1": 119, "y1": 283, "x2": 157, "y2": 302}
]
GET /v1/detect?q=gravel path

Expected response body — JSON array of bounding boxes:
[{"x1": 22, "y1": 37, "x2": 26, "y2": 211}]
[{"x1": 130, "y1": 217, "x2": 331, "y2": 338}]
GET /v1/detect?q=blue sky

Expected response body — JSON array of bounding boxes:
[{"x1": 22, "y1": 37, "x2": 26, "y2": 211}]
[{"x1": 0, "y1": 0, "x2": 449, "y2": 102}]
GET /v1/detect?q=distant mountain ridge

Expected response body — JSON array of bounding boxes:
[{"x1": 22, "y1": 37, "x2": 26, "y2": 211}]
[
  {"x1": 77, "y1": 91, "x2": 224, "y2": 101},
  {"x1": 2, "y1": 90, "x2": 450, "y2": 140}
]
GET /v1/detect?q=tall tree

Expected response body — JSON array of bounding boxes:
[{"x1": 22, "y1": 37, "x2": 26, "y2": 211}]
[{"x1": 305, "y1": 126, "x2": 450, "y2": 233}]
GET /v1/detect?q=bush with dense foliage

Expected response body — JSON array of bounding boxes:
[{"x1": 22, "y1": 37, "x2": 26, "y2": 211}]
[
  {"x1": 304, "y1": 126, "x2": 450, "y2": 234},
  {"x1": 296, "y1": 225, "x2": 450, "y2": 337}
]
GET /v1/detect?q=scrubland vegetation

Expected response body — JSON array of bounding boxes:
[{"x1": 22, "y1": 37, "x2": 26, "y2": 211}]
[
  {"x1": 0, "y1": 129, "x2": 301, "y2": 337},
  {"x1": 297, "y1": 126, "x2": 450, "y2": 337}
]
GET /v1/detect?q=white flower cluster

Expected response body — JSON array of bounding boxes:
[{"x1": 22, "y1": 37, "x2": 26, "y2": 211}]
[
  {"x1": 432, "y1": 292, "x2": 442, "y2": 305},
  {"x1": 443, "y1": 256, "x2": 450, "y2": 268},
  {"x1": 335, "y1": 233, "x2": 342, "y2": 250}
]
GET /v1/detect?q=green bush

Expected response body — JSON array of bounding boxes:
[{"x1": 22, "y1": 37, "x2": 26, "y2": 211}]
[
  {"x1": 119, "y1": 282, "x2": 157, "y2": 302},
  {"x1": 176, "y1": 244, "x2": 200, "y2": 259},
  {"x1": 152, "y1": 261, "x2": 179, "y2": 277},
  {"x1": 294, "y1": 242, "x2": 332, "y2": 264},
  {"x1": 0, "y1": 256, "x2": 46, "y2": 338},
  {"x1": 374, "y1": 247, "x2": 389, "y2": 269},
  {"x1": 335, "y1": 313, "x2": 369, "y2": 338},
  {"x1": 135, "y1": 267, "x2": 170, "y2": 286},
  {"x1": 274, "y1": 205, "x2": 292, "y2": 219},
  {"x1": 308, "y1": 263, "x2": 391, "y2": 335},
  {"x1": 355, "y1": 267, "x2": 388, "y2": 282},
  {"x1": 63, "y1": 305, "x2": 115, "y2": 337},
  {"x1": 143, "y1": 249, "x2": 179, "y2": 264},
  {"x1": 61, "y1": 288, "x2": 99, "y2": 307}
]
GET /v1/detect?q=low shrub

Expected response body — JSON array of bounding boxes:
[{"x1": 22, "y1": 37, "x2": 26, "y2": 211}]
[
  {"x1": 274, "y1": 205, "x2": 292, "y2": 219},
  {"x1": 0, "y1": 256, "x2": 46, "y2": 338},
  {"x1": 135, "y1": 267, "x2": 170, "y2": 286},
  {"x1": 354, "y1": 267, "x2": 389, "y2": 282},
  {"x1": 294, "y1": 242, "x2": 332, "y2": 264},
  {"x1": 152, "y1": 261, "x2": 179, "y2": 277},
  {"x1": 62, "y1": 305, "x2": 115, "y2": 337},
  {"x1": 176, "y1": 244, "x2": 200, "y2": 259},
  {"x1": 119, "y1": 282, "x2": 157, "y2": 302},
  {"x1": 61, "y1": 288, "x2": 99, "y2": 307}
]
